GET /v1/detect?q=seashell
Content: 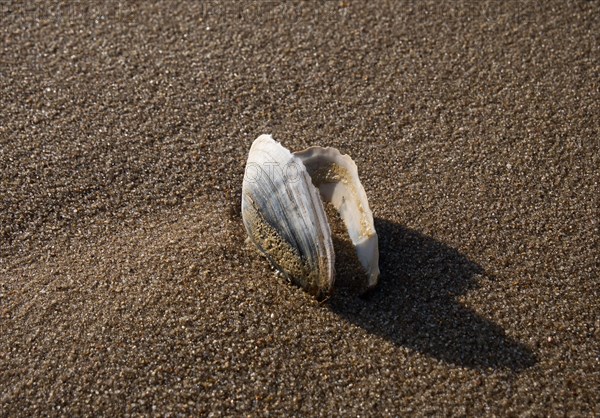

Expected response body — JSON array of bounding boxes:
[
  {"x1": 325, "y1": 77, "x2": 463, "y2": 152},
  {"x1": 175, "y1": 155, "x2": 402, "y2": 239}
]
[
  {"x1": 241, "y1": 134, "x2": 379, "y2": 298},
  {"x1": 293, "y1": 146, "x2": 380, "y2": 289}
]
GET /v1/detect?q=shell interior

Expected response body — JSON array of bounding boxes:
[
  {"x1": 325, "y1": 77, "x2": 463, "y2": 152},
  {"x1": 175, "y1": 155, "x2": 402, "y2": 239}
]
[{"x1": 294, "y1": 146, "x2": 380, "y2": 288}]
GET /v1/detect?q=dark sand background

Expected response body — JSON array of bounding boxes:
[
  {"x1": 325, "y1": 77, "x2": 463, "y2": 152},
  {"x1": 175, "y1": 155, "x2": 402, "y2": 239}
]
[{"x1": 1, "y1": 0, "x2": 598, "y2": 415}]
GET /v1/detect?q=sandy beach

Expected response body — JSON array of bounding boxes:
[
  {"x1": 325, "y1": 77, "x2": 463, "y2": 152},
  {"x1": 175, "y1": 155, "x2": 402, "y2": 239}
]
[{"x1": 1, "y1": 1, "x2": 598, "y2": 415}]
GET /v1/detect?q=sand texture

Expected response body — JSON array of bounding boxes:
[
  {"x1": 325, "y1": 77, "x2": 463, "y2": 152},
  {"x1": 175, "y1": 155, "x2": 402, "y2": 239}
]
[{"x1": 1, "y1": 1, "x2": 598, "y2": 416}]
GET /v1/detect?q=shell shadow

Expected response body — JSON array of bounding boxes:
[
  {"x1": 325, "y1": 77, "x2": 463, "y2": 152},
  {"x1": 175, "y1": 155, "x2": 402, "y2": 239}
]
[{"x1": 328, "y1": 218, "x2": 537, "y2": 371}]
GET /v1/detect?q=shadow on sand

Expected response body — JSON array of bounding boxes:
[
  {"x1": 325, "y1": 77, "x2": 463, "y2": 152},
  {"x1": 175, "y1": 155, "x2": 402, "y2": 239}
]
[{"x1": 328, "y1": 218, "x2": 537, "y2": 371}]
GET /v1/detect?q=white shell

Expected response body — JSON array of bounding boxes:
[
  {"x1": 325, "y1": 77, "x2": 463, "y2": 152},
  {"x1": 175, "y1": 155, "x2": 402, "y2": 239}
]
[
  {"x1": 294, "y1": 146, "x2": 380, "y2": 289},
  {"x1": 241, "y1": 135, "x2": 335, "y2": 298},
  {"x1": 241, "y1": 134, "x2": 379, "y2": 297}
]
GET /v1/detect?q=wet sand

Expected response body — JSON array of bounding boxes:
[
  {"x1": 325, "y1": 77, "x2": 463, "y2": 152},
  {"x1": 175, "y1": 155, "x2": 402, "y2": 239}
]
[{"x1": 1, "y1": 1, "x2": 598, "y2": 415}]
